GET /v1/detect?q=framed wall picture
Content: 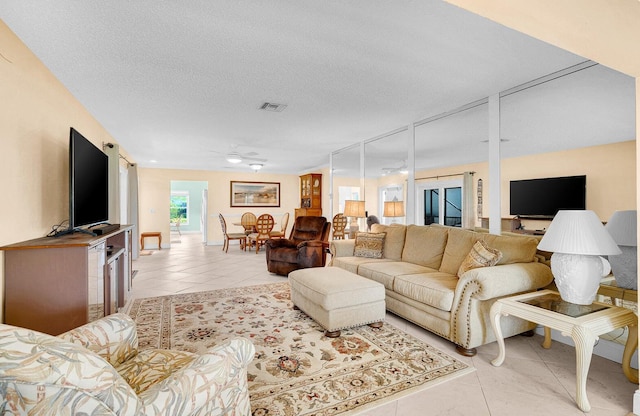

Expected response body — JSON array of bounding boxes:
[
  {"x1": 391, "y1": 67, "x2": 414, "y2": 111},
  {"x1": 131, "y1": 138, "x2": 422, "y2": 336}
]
[{"x1": 230, "y1": 181, "x2": 281, "y2": 208}]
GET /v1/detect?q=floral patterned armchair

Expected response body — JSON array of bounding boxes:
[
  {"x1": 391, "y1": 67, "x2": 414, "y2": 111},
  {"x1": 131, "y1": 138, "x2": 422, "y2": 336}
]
[{"x1": 0, "y1": 313, "x2": 254, "y2": 415}]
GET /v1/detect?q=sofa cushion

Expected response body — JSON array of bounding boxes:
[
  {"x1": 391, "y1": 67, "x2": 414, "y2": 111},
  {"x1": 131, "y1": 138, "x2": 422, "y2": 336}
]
[
  {"x1": 402, "y1": 225, "x2": 449, "y2": 268},
  {"x1": 457, "y1": 240, "x2": 503, "y2": 277},
  {"x1": 354, "y1": 232, "x2": 386, "y2": 259},
  {"x1": 393, "y1": 272, "x2": 458, "y2": 311},
  {"x1": 358, "y1": 261, "x2": 437, "y2": 290},
  {"x1": 331, "y1": 256, "x2": 392, "y2": 275},
  {"x1": 480, "y1": 233, "x2": 539, "y2": 264},
  {"x1": 439, "y1": 227, "x2": 478, "y2": 275},
  {"x1": 116, "y1": 349, "x2": 197, "y2": 394},
  {"x1": 371, "y1": 223, "x2": 406, "y2": 260}
]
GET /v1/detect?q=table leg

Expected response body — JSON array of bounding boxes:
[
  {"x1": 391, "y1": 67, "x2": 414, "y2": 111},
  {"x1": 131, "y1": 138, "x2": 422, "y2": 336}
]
[
  {"x1": 571, "y1": 325, "x2": 596, "y2": 412},
  {"x1": 623, "y1": 324, "x2": 639, "y2": 383},
  {"x1": 490, "y1": 302, "x2": 507, "y2": 367},
  {"x1": 542, "y1": 326, "x2": 552, "y2": 349}
]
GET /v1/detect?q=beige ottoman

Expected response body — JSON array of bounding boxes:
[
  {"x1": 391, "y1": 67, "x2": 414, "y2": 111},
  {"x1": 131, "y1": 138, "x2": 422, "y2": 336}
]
[{"x1": 289, "y1": 267, "x2": 386, "y2": 337}]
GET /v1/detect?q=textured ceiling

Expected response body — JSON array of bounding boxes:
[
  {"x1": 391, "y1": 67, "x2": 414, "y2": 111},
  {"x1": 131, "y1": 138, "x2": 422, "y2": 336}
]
[{"x1": 1, "y1": 1, "x2": 635, "y2": 176}]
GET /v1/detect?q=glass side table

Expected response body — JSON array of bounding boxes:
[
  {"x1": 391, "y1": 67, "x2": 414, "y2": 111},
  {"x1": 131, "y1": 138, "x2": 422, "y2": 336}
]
[{"x1": 490, "y1": 289, "x2": 638, "y2": 412}]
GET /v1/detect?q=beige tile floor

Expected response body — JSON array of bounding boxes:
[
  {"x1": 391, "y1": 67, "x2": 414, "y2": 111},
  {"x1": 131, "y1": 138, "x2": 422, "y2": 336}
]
[{"x1": 129, "y1": 233, "x2": 637, "y2": 416}]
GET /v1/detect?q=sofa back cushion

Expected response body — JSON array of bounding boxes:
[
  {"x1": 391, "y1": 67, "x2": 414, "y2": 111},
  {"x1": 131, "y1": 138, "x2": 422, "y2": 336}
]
[
  {"x1": 371, "y1": 223, "x2": 406, "y2": 260},
  {"x1": 439, "y1": 227, "x2": 478, "y2": 275},
  {"x1": 290, "y1": 216, "x2": 328, "y2": 245},
  {"x1": 439, "y1": 227, "x2": 541, "y2": 274},
  {"x1": 401, "y1": 225, "x2": 448, "y2": 268},
  {"x1": 479, "y1": 233, "x2": 539, "y2": 264}
]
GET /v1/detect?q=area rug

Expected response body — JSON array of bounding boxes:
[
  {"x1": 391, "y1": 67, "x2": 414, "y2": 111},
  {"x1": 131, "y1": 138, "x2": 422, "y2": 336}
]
[{"x1": 126, "y1": 282, "x2": 474, "y2": 415}]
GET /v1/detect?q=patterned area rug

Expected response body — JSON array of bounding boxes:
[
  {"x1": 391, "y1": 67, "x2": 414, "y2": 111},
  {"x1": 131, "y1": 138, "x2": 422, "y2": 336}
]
[{"x1": 126, "y1": 282, "x2": 474, "y2": 415}]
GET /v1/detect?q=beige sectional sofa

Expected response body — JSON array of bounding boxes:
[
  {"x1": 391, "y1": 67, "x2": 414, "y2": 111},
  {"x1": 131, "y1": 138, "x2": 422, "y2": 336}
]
[{"x1": 329, "y1": 224, "x2": 554, "y2": 356}]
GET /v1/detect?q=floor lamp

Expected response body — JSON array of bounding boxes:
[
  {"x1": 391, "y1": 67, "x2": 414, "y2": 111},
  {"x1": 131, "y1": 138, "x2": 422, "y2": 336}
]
[{"x1": 344, "y1": 200, "x2": 366, "y2": 238}]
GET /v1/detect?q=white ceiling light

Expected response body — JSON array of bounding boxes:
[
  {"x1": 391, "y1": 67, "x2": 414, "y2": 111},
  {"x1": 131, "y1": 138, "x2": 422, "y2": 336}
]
[
  {"x1": 226, "y1": 152, "x2": 242, "y2": 163},
  {"x1": 250, "y1": 163, "x2": 263, "y2": 172}
]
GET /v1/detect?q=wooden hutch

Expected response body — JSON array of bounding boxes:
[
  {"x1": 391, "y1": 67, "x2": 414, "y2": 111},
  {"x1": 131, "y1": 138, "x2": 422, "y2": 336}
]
[{"x1": 295, "y1": 173, "x2": 322, "y2": 218}]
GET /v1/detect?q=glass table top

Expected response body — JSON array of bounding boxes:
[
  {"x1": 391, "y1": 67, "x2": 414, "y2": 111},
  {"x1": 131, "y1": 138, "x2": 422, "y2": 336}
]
[{"x1": 519, "y1": 293, "x2": 609, "y2": 318}]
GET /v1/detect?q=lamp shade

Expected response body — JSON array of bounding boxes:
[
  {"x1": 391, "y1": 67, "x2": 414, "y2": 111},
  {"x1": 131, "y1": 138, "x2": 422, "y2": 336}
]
[
  {"x1": 605, "y1": 210, "x2": 637, "y2": 246},
  {"x1": 344, "y1": 200, "x2": 366, "y2": 218},
  {"x1": 383, "y1": 201, "x2": 404, "y2": 217},
  {"x1": 537, "y1": 210, "x2": 621, "y2": 255}
]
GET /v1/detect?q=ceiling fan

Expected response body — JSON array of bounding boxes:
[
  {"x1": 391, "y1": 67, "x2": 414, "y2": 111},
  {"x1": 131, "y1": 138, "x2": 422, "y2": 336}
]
[
  {"x1": 210, "y1": 146, "x2": 267, "y2": 164},
  {"x1": 381, "y1": 160, "x2": 408, "y2": 175},
  {"x1": 224, "y1": 151, "x2": 266, "y2": 164}
]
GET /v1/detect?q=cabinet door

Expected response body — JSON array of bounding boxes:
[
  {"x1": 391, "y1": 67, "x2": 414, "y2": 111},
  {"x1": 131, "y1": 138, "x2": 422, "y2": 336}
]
[
  {"x1": 87, "y1": 242, "x2": 106, "y2": 322},
  {"x1": 106, "y1": 258, "x2": 118, "y2": 315}
]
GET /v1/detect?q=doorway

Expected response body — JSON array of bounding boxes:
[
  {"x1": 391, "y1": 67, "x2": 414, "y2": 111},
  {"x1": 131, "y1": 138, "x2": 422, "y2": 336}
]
[
  {"x1": 170, "y1": 181, "x2": 208, "y2": 243},
  {"x1": 416, "y1": 179, "x2": 463, "y2": 227}
]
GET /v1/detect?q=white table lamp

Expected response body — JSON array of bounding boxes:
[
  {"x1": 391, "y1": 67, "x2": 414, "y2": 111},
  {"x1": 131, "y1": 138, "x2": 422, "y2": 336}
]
[
  {"x1": 537, "y1": 210, "x2": 621, "y2": 305},
  {"x1": 605, "y1": 210, "x2": 637, "y2": 290}
]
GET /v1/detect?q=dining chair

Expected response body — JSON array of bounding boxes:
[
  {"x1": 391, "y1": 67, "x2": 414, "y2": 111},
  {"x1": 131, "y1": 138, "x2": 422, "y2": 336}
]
[
  {"x1": 219, "y1": 213, "x2": 247, "y2": 253},
  {"x1": 332, "y1": 213, "x2": 348, "y2": 240},
  {"x1": 270, "y1": 212, "x2": 290, "y2": 239},
  {"x1": 248, "y1": 214, "x2": 274, "y2": 253},
  {"x1": 241, "y1": 212, "x2": 257, "y2": 235}
]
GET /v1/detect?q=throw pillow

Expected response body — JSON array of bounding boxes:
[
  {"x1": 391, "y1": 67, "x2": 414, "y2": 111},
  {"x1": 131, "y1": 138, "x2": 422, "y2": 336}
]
[
  {"x1": 457, "y1": 240, "x2": 503, "y2": 277},
  {"x1": 354, "y1": 232, "x2": 386, "y2": 259}
]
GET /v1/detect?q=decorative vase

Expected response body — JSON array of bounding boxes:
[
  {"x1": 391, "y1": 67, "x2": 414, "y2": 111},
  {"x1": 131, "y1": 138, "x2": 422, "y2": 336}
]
[
  {"x1": 608, "y1": 245, "x2": 637, "y2": 290},
  {"x1": 551, "y1": 253, "x2": 611, "y2": 305}
]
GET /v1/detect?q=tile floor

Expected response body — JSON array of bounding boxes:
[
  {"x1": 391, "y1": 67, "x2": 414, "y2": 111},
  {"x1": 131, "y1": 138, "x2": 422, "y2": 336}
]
[{"x1": 129, "y1": 233, "x2": 637, "y2": 416}]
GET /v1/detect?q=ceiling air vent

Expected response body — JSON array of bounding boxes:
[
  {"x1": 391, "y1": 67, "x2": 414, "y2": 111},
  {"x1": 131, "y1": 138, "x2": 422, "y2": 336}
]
[{"x1": 259, "y1": 102, "x2": 287, "y2": 112}]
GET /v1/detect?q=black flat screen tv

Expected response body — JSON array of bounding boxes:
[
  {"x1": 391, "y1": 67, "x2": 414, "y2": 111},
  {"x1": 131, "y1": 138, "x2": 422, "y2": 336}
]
[
  {"x1": 69, "y1": 127, "x2": 109, "y2": 231},
  {"x1": 509, "y1": 175, "x2": 586, "y2": 219}
]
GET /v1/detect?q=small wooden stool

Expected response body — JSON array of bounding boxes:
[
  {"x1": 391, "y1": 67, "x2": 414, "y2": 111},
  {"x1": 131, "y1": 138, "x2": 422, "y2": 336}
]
[{"x1": 141, "y1": 232, "x2": 162, "y2": 250}]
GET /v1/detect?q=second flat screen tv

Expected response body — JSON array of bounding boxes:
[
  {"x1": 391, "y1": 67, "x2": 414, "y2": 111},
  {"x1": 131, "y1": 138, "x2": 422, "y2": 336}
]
[{"x1": 509, "y1": 175, "x2": 586, "y2": 218}]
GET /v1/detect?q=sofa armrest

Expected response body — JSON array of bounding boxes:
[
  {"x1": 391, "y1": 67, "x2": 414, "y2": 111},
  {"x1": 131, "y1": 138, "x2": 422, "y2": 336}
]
[
  {"x1": 450, "y1": 262, "x2": 553, "y2": 349},
  {"x1": 139, "y1": 337, "x2": 255, "y2": 416},
  {"x1": 58, "y1": 312, "x2": 139, "y2": 367},
  {"x1": 329, "y1": 239, "x2": 356, "y2": 258},
  {"x1": 456, "y1": 262, "x2": 554, "y2": 301},
  {"x1": 297, "y1": 240, "x2": 328, "y2": 268},
  {"x1": 265, "y1": 238, "x2": 296, "y2": 249},
  {"x1": 297, "y1": 239, "x2": 324, "y2": 249}
]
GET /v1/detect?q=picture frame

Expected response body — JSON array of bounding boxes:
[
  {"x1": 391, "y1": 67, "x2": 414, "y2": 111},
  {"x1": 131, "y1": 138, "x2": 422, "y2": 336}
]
[{"x1": 230, "y1": 181, "x2": 281, "y2": 208}]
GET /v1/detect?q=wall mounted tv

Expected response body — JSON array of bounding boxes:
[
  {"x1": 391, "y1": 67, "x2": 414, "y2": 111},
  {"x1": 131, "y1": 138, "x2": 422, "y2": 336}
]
[
  {"x1": 509, "y1": 175, "x2": 586, "y2": 219},
  {"x1": 69, "y1": 127, "x2": 109, "y2": 232}
]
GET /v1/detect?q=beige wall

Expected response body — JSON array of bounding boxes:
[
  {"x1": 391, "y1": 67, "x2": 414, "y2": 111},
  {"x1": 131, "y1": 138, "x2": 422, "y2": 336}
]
[
  {"x1": 501, "y1": 141, "x2": 636, "y2": 225},
  {"x1": 0, "y1": 21, "x2": 129, "y2": 321},
  {"x1": 407, "y1": 141, "x2": 636, "y2": 230},
  {"x1": 138, "y1": 168, "x2": 322, "y2": 246}
]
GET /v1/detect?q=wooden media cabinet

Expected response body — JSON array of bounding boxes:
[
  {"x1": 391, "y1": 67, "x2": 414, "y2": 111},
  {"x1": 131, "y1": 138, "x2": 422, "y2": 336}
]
[{"x1": 1, "y1": 225, "x2": 133, "y2": 335}]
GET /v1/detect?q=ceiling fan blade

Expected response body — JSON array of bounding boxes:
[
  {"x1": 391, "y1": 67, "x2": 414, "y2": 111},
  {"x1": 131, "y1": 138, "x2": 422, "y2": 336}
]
[{"x1": 243, "y1": 155, "x2": 267, "y2": 162}]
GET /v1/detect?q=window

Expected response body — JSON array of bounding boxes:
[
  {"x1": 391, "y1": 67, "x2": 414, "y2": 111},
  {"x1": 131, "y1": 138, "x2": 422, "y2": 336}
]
[{"x1": 170, "y1": 192, "x2": 189, "y2": 225}]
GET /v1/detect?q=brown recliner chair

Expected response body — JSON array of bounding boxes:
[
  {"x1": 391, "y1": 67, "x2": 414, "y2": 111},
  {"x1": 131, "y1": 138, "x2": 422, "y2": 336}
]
[{"x1": 265, "y1": 216, "x2": 331, "y2": 276}]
